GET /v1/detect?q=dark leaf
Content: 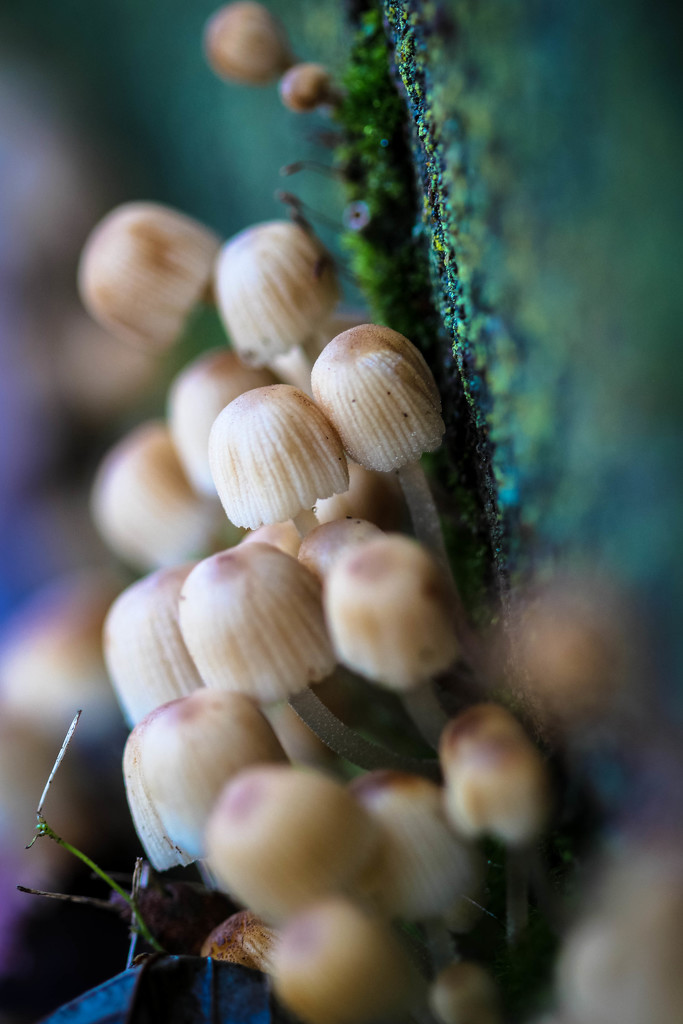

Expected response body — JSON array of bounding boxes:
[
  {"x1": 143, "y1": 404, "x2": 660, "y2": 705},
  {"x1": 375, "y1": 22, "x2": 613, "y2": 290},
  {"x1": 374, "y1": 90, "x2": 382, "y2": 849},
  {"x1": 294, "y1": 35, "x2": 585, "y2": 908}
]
[{"x1": 39, "y1": 956, "x2": 292, "y2": 1024}]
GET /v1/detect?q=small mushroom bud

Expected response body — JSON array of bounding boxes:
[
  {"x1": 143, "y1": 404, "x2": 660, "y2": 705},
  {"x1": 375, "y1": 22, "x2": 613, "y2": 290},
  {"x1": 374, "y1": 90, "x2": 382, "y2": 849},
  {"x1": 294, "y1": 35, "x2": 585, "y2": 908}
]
[
  {"x1": 298, "y1": 518, "x2": 383, "y2": 583},
  {"x1": 272, "y1": 897, "x2": 423, "y2": 1024},
  {"x1": 240, "y1": 520, "x2": 301, "y2": 558},
  {"x1": 429, "y1": 962, "x2": 501, "y2": 1024},
  {"x1": 208, "y1": 385, "x2": 348, "y2": 530},
  {"x1": 205, "y1": 765, "x2": 381, "y2": 922},
  {"x1": 91, "y1": 421, "x2": 223, "y2": 571},
  {"x1": 0, "y1": 570, "x2": 120, "y2": 738},
  {"x1": 324, "y1": 534, "x2": 458, "y2": 691},
  {"x1": 311, "y1": 324, "x2": 444, "y2": 472},
  {"x1": 439, "y1": 704, "x2": 552, "y2": 846},
  {"x1": 78, "y1": 202, "x2": 220, "y2": 352},
  {"x1": 279, "y1": 63, "x2": 340, "y2": 113},
  {"x1": 178, "y1": 543, "x2": 335, "y2": 703},
  {"x1": 315, "y1": 461, "x2": 405, "y2": 532},
  {"x1": 350, "y1": 771, "x2": 484, "y2": 921},
  {"x1": 202, "y1": 910, "x2": 278, "y2": 973},
  {"x1": 214, "y1": 221, "x2": 339, "y2": 366},
  {"x1": 104, "y1": 564, "x2": 204, "y2": 726},
  {"x1": 204, "y1": 2, "x2": 294, "y2": 85},
  {"x1": 168, "y1": 349, "x2": 277, "y2": 495},
  {"x1": 124, "y1": 690, "x2": 286, "y2": 869}
]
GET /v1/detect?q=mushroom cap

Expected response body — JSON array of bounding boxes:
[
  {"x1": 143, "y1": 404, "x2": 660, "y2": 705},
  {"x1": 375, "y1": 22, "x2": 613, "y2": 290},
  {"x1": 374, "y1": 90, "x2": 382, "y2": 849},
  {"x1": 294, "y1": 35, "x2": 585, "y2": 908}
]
[
  {"x1": 311, "y1": 323, "x2": 445, "y2": 471},
  {"x1": 214, "y1": 221, "x2": 339, "y2": 365},
  {"x1": 205, "y1": 766, "x2": 382, "y2": 922},
  {"x1": 78, "y1": 202, "x2": 220, "y2": 351},
  {"x1": 203, "y1": 2, "x2": 294, "y2": 85},
  {"x1": 298, "y1": 518, "x2": 383, "y2": 583},
  {"x1": 324, "y1": 533, "x2": 458, "y2": 691},
  {"x1": 439, "y1": 704, "x2": 552, "y2": 845},
  {"x1": 178, "y1": 543, "x2": 335, "y2": 703},
  {"x1": 272, "y1": 897, "x2": 422, "y2": 1024},
  {"x1": 168, "y1": 348, "x2": 277, "y2": 495},
  {"x1": 209, "y1": 384, "x2": 348, "y2": 529},
  {"x1": 91, "y1": 420, "x2": 222, "y2": 571},
  {"x1": 104, "y1": 563, "x2": 205, "y2": 726},
  {"x1": 125, "y1": 690, "x2": 286, "y2": 864},
  {"x1": 279, "y1": 63, "x2": 335, "y2": 113}
]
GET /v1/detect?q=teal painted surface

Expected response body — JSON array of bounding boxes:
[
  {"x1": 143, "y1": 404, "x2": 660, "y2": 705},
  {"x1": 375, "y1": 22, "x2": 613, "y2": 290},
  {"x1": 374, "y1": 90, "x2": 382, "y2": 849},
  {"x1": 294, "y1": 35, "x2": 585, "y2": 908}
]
[{"x1": 382, "y1": 0, "x2": 683, "y2": 687}]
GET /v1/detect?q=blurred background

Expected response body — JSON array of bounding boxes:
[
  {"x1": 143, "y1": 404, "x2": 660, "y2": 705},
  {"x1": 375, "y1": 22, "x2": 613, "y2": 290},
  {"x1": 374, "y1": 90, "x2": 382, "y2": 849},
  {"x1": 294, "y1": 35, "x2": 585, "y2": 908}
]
[{"x1": 0, "y1": 1, "x2": 348, "y2": 1017}]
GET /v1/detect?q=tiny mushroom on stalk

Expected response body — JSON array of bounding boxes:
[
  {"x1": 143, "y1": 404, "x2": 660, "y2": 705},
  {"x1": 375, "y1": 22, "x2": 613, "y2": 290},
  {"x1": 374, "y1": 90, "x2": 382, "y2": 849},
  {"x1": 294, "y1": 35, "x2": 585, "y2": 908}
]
[
  {"x1": 103, "y1": 564, "x2": 206, "y2": 726},
  {"x1": 204, "y1": 2, "x2": 294, "y2": 86},
  {"x1": 439, "y1": 703, "x2": 552, "y2": 847},
  {"x1": 178, "y1": 543, "x2": 335, "y2": 704},
  {"x1": 78, "y1": 202, "x2": 220, "y2": 352},
  {"x1": 168, "y1": 349, "x2": 277, "y2": 496},
  {"x1": 123, "y1": 690, "x2": 286, "y2": 870},
  {"x1": 204, "y1": 764, "x2": 382, "y2": 922},
  {"x1": 213, "y1": 221, "x2": 339, "y2": 370},
  {"x1": 91, "y1": 421, "x2": 223, "y2": 571},
  {"x1": 272, "y1": 897, "x2": 423, "y2": 1024},
  {"x1": 278, "y1": 63, "x2": 341, "y2": 113},
  {"x1": 349, "y1": 770, "x2": 484, "y2": 922},
  {"x1": 208, "y1": 384, "x2": 348, "y2": 534}
]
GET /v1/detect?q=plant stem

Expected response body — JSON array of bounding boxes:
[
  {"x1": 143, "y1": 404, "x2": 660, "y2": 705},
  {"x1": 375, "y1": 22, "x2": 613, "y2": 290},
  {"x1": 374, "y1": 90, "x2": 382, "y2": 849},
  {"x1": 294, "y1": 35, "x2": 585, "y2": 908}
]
[
  {"x1": 31, "y1": 817, "x2": 164, "y2": 952},
  {"x1": 289, "y1": 685, "x2": 440, "y2": 780}
]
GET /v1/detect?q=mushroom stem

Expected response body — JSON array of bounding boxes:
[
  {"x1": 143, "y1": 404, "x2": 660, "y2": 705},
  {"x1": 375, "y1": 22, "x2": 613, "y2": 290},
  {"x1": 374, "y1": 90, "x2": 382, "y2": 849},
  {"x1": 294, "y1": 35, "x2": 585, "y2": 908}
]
[
  {"x1": 288, "y1": 686, "x2": 440, "y2": 780},
  {"x1": 397, "y1": 459, "x2": 483, "y2": 676},
  {"x1": 402, "y1": 683, "x2": 449, "y2": 750},
  {"x1": 269, "y1": 345, "x2": 313, "y2": 394},
  {"x1": 293, "y1": 507, "x2": 318, "y2": 538},
  {"x1": 505, "y1": 847, "x2": 530, "y2": 944}
]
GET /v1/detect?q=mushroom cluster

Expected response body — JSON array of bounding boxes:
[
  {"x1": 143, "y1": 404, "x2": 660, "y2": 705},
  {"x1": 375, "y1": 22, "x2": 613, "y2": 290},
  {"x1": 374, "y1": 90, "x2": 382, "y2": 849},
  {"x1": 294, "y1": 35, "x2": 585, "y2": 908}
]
[{"x1": 65, "y1": 5, "x2": 567, "y2": 1024}]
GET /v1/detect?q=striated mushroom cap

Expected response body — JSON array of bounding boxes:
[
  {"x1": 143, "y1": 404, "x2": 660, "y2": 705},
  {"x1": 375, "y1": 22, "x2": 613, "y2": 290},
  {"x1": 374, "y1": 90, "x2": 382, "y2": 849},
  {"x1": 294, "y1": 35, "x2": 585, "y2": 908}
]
[
  {"x1": 104, "y1": 563, "x2": 205, "y2": 726},
  {"x1": 78, "y1": 202, "x2": 220, "y2": 352},
  {"x1": 209, "y1": 384, "x2": 348, "y2": 529},
  {"x1": 178, "y1": 543, "x2": 335, "y2": 703},
  {"x1": 124, "y1": 690, "x2": 286, "y2": 867},
  {"x1": 168, "y1": 349, "x2": 277, "y2": 495},
  {"x1": 311, "y1": 323, "x2": 444, "y2": 471},
  {"x1": 214, "y1": 221, "x2": 339, "y2": 365}
]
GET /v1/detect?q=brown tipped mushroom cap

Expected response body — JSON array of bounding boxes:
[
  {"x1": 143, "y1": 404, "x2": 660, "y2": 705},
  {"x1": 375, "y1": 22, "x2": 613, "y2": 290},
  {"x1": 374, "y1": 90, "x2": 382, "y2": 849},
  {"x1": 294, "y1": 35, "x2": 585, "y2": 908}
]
[
  {"x1": 205, "y1": 765, "x2": 381, "y2": 922},
  {"x1": 279, "y1": 63, "x2": 338, "y2": 113},
  {"x1": 104, "y1": 563, "x2": 204, "y2": 726},
  {"x1": 91, "y1": 421, "x2": 223, "y2": 570},
  {"x1": 429, "y1": 962, "x2": 501, "y2": 1024},
  {"x1": 209, "y1": 384, "x2": 348, "y2": 529},
  {"x1": 311, "y1": 324, "x2": 445, "y2": 472},
  {"x1": 202, "y1": 910, "x2": 278, "y2": 972},
  {"x1": 272, "y1": 897, "x2": 423, "y2": 1024},
  {"x1": 298, "y1": 518, "x2": 383, "y2": 583},
  {"x1": 214, "y1": 221, "x2": 339, "y2": 365},
  {"x1": 204, "y1": 2, "x2": 294, "y2": 85},
  {"x1": 315, "y1": 460, "x2": 405, "y2": 531},
  {"x1": 350, "y1": 770, "x2": 484, "y2": 921},
  {"x1": 168, "y1": 349, "x2": 277, "y2": 495},
  {"x1": 78, "y1": 202, "x2": 220, "y2": 352},
  {"x1": 124, "y1": 690, "x2": 286, "y2": 866},
  {"x1": 439, "y1": 704, "x2": 552, "y2": 846},
  {"x1": 178, "y1": 543, "x2": 335, "y2": 703},
  {"x1": 324, "y1": 533, "x2": 458, "y2": 691}
]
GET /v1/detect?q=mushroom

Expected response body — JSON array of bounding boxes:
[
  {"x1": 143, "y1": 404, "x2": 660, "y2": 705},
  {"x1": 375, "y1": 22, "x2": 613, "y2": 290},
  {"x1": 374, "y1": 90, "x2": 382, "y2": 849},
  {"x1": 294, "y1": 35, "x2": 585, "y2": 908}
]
[
  {"x1": 78, "y1": 202, "x2": 220, "y2": 352},
  {"x1": 278, "y1": 63, "x2": 341, "y2": 113},
  {"x1": 208, "y1": 384, "x2": 348, "y2": 535},
  {"x1": 203, "y1": 2, "x2": 294, "y2": 86}
]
